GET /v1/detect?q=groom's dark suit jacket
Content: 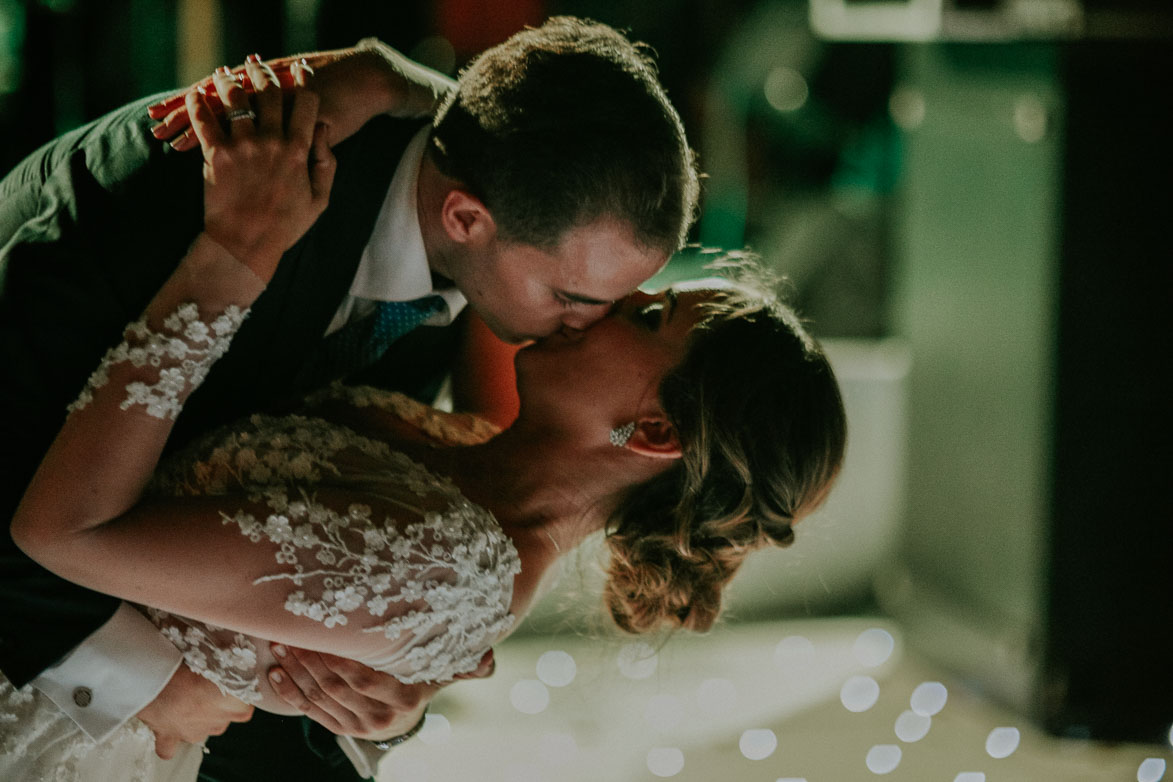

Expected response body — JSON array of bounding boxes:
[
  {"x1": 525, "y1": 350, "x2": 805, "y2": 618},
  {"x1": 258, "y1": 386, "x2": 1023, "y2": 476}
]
[{"x1": 0, "y1": 94, "x2": 454, "y2": 758}]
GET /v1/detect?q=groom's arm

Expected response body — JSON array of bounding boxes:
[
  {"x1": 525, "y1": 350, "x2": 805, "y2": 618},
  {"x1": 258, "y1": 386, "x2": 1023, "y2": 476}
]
[
  {"x1": 0, "y1": 93, "x2": 204, "y2": 688},
  {"x1": 29, "y1": 604, "x2": 184, "y2": 741},
  {"x1": 0, "y1": 94, "x2": 225, "y2": 750}
]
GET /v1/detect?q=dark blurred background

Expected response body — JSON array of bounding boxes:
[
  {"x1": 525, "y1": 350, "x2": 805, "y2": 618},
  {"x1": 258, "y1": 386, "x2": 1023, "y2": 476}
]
[{"x1": 2, "y1": 0, "x2": 1170, "y2": 774}]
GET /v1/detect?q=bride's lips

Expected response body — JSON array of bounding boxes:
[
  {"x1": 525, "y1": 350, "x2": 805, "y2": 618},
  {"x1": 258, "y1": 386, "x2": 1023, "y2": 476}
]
[{"x1": 527, "y1": 325, "x2": 588, "y2": 352}]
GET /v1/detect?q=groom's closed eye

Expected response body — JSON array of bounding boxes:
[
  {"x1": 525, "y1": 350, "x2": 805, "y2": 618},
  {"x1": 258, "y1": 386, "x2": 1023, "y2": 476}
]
[{"x1": 555, "y1": 291, "x2": 612, "y2": 309}]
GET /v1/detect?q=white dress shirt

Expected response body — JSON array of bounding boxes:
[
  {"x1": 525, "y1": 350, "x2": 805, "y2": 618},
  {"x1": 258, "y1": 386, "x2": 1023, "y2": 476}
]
[{"x1": 32, "y1": 125, "x2": 466, "y2": 747}]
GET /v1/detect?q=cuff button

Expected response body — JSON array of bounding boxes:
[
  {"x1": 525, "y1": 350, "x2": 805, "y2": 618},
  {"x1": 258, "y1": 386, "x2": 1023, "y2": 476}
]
[{"x1": 72, "y1": 686, "x2": 93, "y2": 708}]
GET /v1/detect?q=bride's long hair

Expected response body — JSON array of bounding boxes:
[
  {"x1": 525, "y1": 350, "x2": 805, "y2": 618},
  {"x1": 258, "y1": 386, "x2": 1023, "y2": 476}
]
[{"x1": 602, "y1": 278, "x2": 846, "y2": 633}]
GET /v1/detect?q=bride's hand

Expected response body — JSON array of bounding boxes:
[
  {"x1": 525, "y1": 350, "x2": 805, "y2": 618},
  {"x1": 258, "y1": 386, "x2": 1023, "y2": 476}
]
[
  {"x1": 151, "y1": 42, "x2": 450, "y2": 152},
  {"x1": 190, "y1": 59, "x2": 336, "y2": 283},
  {"x1": 266, "y1": 645, "x2": 495, "y2": 740},
  {"x1": 136, "y1": 664, "x2": 254, "y2": 760}
]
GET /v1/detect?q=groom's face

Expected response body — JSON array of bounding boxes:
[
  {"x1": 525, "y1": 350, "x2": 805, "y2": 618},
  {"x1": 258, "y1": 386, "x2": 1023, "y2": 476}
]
[{"x1": 464, "y1": 217, "x2": 668, "y2": 344}]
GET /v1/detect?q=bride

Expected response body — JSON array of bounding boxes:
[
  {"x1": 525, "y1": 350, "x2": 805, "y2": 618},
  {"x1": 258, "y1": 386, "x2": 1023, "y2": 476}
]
[{"x1": 1, "y1": 62, "x2": 846, "y2": 781}]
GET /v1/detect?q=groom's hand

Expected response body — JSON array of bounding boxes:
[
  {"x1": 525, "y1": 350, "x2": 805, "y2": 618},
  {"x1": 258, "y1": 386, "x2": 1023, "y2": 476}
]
[
  {"x1": 267, "y1": 644, "x2": 495, "y2": 740},
  {"x1": 137, "y1": 664, "x2": 255, "y2": 759}
]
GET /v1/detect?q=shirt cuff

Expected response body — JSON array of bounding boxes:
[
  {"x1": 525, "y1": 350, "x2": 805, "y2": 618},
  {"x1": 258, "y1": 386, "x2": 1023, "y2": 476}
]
[
  {"x1": 336, "y1": 734, "x2": 385, "y2": 779},
  {"x1": 31, "y1": 602, "x2": 183, "y2": 742}
]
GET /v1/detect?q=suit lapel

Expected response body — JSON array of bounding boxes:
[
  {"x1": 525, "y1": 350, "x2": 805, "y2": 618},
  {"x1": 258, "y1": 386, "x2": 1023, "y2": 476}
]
[{"x1": 176, "y1": 117, "x2": 430, "y2": 436}]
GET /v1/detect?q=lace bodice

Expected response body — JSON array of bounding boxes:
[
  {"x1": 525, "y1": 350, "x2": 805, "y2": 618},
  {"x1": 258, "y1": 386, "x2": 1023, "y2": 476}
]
[{"x1": 142, "y1": 398, "x2": 519, "y2": 704}]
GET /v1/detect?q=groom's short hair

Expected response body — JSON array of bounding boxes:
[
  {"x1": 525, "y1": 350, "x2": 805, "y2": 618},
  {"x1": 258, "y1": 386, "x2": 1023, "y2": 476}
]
[{"x1": 428, "y1": 16, "x2": 699, "y2": 254}]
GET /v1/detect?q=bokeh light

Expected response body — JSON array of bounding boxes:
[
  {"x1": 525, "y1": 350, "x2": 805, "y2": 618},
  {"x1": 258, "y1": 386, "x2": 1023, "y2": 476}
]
[
  {"x1": 894, "y1": 709, "x2": 931, "y2": 742},
  {"x1": 889, "y1": 86, "x2": 926, "y2": 131},
  {"x1": 536, "y1": 649, "x2": 577, "y2": 687},
  {"x1": 1137, "y1": 758, "x2": 1166, "y2": 782},
  {"x1": 985, "y1": 727, "x2": 1021, "y2": 759},
  {"x1": 740, "y1": 729, "x2": 778, "y2": 760},
  {"x1": 840, "y1": 675, "x2": 880, "y2": 712},
  {"x1": 646, "y1": 747, "x2": 685, "y2": 778},
  {"x1": 764, "y1": 66, "x2": 808, "y2": 113},
  {"x1": 509, "y1": 679, "x2": 550, "y2": 715},
  {"x1": 853, "y1": 628, "x2": 896, "y2": 667},
  {"x1": 910, "y1": 681, "x2": 948, "y2": 716},
  {"x1": 865, "y1": 744, "x2": 902, "y2": 774}
]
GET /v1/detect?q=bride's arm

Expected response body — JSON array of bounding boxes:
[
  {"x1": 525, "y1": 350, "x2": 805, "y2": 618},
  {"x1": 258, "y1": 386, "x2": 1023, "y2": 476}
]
[
  {"x1": 10, "y1": 67, "x2": 505, "y2": 674},
  {"x1": 11, "y1": 64, "x2": 335, "y2": 630},
  {"x1": 150, "y1": 40, "x2": 454, "y2": 152}
]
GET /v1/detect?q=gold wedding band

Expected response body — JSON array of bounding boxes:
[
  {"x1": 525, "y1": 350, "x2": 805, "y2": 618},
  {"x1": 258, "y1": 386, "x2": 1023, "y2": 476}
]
[{"x1": 225, "y1": 109, "x2": 256, "y2": 123}]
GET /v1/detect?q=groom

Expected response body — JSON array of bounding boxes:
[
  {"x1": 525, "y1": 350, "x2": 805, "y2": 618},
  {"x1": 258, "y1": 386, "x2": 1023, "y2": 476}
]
[{"x1": 0, "y1": 17, "x2": 698, "y2": 782}]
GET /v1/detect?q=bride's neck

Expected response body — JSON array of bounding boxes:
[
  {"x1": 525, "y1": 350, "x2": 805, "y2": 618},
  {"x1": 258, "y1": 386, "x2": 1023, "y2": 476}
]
[{"x1": 425, "y1": 426, "x2": 617, "y2": 554}]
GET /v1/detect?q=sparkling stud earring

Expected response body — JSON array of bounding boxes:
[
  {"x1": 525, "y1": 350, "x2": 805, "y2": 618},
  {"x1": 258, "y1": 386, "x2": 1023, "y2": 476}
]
[{"x1": 609, "y1": 422, "x2": 636, "y2": 448}]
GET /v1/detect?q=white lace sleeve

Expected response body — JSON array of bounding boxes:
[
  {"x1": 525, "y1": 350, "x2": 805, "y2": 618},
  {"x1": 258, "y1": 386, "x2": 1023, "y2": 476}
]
[
  {"x1": 147, "y1": 414, "x2": 520, "y2": 685},
  {"x1": 143, "y1": 608, "x2": 263, "y2": 704},
  {"x1": 220, "y1": 474, "x2": 519, "y2": 683},
  {"x1": 67, "y1": 303, "x2": 247, "y2": 419}
]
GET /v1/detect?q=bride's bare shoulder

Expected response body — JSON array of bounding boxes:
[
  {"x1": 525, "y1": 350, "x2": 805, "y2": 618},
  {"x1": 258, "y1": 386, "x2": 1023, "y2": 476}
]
[{"x1": 298, "y1": 383, "x2": 501, "y2": 447}]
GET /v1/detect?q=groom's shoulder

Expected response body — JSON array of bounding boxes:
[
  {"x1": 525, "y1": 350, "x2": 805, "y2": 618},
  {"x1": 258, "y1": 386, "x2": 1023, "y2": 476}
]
[
  {"x1": 333, "y1": 115, "x2": 431, "y2": 175},
  {"x1": 0, "y1": 92, "x2": 199, "y2": 223}
]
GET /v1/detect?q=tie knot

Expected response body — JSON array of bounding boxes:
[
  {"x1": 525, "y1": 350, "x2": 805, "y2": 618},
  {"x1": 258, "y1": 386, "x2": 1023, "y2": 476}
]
[
  {"x1": 313, "y1": 295, "x2": 446, "y2": 382},
  {"x1": 370, "y1": 295, "x2": 445, "y2": 348}
]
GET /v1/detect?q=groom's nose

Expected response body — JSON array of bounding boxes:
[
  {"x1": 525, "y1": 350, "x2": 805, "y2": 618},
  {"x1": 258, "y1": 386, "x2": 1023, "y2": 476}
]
[{"x1": 559, "y1": 302, "x2": 612, "y2": 332}]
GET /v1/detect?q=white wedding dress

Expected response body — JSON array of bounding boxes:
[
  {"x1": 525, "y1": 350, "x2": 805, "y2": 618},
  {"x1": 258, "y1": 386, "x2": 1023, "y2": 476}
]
[{"x1": 1, "y1": 378, "x2": 518, "y2": 782}]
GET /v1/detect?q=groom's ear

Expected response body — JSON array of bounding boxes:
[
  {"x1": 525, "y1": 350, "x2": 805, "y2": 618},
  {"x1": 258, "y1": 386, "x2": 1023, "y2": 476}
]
[
  {"x1": 626, "y1": 416, "x2": 683, "y2": 460},
  {"x1": 440, "y1": 189, "x2": 496, "y2": 246}
]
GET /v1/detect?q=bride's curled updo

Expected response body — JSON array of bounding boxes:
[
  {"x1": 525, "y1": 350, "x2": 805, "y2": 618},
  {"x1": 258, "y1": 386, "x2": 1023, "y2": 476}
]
[{"x1": 603, "y1": 284, "x2": 847, "y2": 633}]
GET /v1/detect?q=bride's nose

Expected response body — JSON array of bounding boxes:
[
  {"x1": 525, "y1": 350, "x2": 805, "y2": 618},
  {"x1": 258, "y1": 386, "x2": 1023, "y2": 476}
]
[
  {"x1": 557, "y1": 323, "x2": 587, "y2": 341},
  {"x1": 559, "y1": 302, "x2": 612, "y2": 332}
]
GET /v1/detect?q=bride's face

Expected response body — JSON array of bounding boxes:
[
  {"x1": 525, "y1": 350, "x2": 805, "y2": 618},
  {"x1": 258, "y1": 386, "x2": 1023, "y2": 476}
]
[{"x1": 515, "y1": 287, "x2": 712, "y2": 423}]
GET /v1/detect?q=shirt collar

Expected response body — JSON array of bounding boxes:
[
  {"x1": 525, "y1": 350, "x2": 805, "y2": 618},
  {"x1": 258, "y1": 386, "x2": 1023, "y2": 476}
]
[{"x1": 350, "y1": 126, "x2": 466, "y2": 321}]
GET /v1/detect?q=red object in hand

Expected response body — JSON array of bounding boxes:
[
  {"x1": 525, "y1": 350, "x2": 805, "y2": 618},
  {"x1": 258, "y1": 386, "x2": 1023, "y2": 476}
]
[
  {"x1": 148, "y1": 58, "x2": 305, "y2": 149},
  {"x1": 148, "y1": 61, "x2": 297, "y2": 119}
]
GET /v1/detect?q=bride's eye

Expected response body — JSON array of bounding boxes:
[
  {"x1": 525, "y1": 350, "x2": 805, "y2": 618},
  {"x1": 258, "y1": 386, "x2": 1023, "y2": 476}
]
[{"x1": 635, "y1": 303, "x2": 664, "y2": 329}]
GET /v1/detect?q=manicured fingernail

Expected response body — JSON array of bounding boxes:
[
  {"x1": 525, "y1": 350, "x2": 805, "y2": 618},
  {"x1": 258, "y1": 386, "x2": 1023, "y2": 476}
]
[
  {"x1": 217, "y1": 66, "x2": 232, "y2": 75},
  {"x1": 272, "y1": 644, "x2": 286, "y2": 657},
  {"x1": 246, "y1": 53, "x2": 261, "y2": 63},
  {"x1": 298, "y1": 58, "x2": 314, "y2": 75},
  {"x1": 151, "y1": 123, "x2": 165, "y2": 138},
  {"x1": 270, "y1": 670, "x2": 284, "y2": 683}
]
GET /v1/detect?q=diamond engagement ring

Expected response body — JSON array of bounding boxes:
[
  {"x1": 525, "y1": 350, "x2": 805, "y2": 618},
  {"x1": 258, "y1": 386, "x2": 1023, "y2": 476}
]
[{"x1": 225, "y1": 108, "x2": 256, "y2": 122}]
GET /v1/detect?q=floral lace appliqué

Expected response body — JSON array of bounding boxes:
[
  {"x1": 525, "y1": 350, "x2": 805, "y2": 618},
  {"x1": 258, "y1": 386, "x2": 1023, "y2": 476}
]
[
  {"x1": 222, "y1": 481, "x2": 520, "y2": 683},
  {"x1": 143, "y1": 608, "x2": 262, "y2": 704},
  {"x1": 150, "y1": 414, "x2": 394, "y2": 497},
  {"x1": 150, "y1": 410, "x2": 520, "y2": 685},
  {"x1": 68, "y1": 302, "x2": 248, "y2": 419}
]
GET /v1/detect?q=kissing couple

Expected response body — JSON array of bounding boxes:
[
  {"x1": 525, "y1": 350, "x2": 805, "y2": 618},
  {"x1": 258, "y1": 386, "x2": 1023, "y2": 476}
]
[{"x1": 0, "y1": 17, "x2": 845, "y2": 782}]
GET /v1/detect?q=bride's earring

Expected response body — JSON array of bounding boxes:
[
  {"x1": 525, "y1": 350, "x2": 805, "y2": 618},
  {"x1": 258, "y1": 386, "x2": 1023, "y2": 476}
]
[{"x1": 609, "y1": 422, "x2": 636, "y2": 448}]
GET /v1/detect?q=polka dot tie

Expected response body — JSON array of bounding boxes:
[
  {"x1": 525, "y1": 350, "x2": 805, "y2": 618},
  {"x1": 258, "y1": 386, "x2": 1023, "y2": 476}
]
[{"x1": 318, "y1": 295, "x2": 445, "y2": 378}]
